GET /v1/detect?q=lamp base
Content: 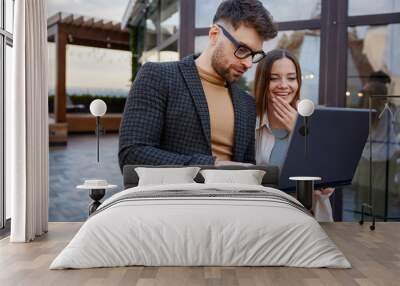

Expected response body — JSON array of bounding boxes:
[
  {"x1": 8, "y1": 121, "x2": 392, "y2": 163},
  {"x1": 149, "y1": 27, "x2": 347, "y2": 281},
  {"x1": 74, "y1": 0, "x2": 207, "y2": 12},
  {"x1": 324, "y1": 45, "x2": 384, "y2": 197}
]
[
  {"x1": 295, "y1": 180, "x2": 314, "y2": 210},
  {"x1": 88, "y1": 189, "x2": 105, "y2": 215},
  {"x1": 289, "y1": 177, "x2": 321, "y2": 211}
]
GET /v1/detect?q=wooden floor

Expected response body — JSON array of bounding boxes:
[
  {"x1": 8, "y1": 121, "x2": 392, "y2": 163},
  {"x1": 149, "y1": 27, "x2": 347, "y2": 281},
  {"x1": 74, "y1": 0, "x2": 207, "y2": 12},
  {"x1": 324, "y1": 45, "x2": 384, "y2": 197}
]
[{"x1": 0, "y1": 222, "x2": 399, "y2": 286}]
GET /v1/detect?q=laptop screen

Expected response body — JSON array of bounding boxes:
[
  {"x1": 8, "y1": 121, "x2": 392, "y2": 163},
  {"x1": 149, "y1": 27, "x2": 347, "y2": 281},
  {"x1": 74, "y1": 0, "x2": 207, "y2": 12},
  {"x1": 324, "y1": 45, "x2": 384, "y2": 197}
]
[{"x1": 278, "y1": 107, "x2": 371, "y2": 191}]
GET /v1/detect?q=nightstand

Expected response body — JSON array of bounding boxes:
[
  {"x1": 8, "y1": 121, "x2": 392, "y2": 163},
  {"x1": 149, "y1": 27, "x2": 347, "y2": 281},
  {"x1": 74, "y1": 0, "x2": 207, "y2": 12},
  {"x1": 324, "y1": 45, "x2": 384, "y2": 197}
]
[
  {"x1": 77, "y1": 180, "x2": 117, "y2": 215},
  {"x1": 289, "y1": 176, "x2": 321, "y2": 210}
]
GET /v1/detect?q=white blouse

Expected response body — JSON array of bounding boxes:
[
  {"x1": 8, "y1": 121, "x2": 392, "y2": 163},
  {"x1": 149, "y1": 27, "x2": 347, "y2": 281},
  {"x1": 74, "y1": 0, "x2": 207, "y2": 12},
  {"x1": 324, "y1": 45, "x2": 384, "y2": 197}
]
[{"x1": 255, "y1": 114, "x2": 275, "y2": 166}]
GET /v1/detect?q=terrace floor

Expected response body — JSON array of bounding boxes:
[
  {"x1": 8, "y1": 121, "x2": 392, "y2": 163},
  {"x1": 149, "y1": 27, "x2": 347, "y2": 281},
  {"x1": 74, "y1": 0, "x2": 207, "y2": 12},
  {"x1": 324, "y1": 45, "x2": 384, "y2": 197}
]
[{"x1": 49, "y1": 133, "x2": 123, "y2": 221}]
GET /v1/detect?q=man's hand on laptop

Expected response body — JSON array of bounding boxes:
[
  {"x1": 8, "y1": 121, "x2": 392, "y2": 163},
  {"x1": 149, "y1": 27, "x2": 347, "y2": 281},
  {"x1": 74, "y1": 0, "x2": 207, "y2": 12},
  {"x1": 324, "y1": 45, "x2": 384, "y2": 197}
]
[{"x1": 215, "y1": 160, "x2": 254, "y2": 167}]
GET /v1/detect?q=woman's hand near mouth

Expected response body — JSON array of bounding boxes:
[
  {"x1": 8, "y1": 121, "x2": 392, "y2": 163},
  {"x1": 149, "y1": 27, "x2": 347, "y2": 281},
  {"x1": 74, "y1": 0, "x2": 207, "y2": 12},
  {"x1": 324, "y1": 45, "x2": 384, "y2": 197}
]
[{"x1": 271, "y1": 96, "x2": 297, "y2": 132}]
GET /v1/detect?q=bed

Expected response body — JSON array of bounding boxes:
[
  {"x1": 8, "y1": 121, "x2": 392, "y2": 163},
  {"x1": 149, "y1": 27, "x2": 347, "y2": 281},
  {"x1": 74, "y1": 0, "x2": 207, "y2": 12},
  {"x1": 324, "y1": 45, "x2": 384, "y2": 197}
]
[{"x1": 50, "y1": 165, "x2": 350, "y2": 269}]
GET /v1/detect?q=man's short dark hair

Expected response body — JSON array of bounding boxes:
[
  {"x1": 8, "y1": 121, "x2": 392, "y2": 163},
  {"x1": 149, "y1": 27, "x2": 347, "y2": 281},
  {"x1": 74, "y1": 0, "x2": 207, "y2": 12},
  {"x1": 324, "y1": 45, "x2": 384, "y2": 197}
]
[{"x1": 213, "y1": 0, "x2": 277, "y2": 40}]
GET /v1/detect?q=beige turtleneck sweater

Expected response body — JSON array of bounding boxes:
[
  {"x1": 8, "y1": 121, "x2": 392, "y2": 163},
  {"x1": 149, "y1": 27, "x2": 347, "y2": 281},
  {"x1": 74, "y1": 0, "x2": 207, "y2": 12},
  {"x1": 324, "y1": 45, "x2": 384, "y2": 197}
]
[{"x1": 196, "y1": 65, "x2": 235, "y2": 161}]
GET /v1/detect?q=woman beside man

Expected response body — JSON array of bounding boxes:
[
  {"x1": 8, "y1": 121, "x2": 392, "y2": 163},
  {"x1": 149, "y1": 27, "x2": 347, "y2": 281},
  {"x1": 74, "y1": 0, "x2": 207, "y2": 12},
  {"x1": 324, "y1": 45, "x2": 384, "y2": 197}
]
[{"x1": 253, "y1": 49, "x2": 334, "y2": 222}]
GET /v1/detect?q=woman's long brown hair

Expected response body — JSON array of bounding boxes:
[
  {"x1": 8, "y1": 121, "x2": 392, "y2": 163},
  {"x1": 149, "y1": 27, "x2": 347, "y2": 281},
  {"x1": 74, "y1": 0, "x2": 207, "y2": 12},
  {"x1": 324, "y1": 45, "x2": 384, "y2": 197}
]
[{"x1": 254, "y1": 49, "x2": 302, "y2": 131}]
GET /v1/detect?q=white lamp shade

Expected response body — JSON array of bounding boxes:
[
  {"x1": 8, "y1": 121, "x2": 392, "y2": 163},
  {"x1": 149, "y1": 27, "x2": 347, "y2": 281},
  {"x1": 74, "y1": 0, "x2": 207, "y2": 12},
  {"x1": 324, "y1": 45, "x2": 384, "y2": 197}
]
[
  {"x1": 297, "y1": 99, "x2": 315, "y2": 117},
  {"x1": 90, "y1": 99, "x2": 107, "y2": 117}
]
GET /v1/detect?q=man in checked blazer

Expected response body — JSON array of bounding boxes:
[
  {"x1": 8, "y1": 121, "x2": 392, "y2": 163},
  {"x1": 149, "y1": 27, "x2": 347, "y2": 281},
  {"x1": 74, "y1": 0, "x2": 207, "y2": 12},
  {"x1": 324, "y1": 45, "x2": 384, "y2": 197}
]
[{"x1": 119, "y1": 0, "x2": 277, "y2": 169}]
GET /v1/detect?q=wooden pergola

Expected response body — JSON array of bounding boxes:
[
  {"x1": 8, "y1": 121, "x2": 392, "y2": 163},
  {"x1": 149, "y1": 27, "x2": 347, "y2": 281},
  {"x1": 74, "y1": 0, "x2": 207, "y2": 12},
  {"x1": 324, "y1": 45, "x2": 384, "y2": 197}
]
[{"x1": 47, "y1": 13, "x2": 130, "y2": 124}]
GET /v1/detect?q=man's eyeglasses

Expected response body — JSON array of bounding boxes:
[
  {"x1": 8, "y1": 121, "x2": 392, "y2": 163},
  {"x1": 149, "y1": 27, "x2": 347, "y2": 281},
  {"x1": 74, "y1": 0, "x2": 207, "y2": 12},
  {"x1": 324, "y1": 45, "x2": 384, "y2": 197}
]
[{"x1": 217, "y1": 24, "x2": 266, "y2": 64}]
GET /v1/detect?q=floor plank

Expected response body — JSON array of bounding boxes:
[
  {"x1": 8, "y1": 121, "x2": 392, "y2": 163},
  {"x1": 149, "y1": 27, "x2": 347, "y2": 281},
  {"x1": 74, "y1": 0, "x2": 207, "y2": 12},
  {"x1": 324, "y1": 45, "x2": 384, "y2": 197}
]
[{"x1": 0, "y1": 222, "x2": 399, "y2": 286}]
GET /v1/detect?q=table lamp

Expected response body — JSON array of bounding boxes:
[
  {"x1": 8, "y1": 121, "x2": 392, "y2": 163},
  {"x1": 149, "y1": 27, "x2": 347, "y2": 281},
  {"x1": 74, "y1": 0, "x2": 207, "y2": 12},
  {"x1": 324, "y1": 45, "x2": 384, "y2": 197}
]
[
  {"x1": 297, "y1": 99, "x2": 315, "y2": 157},
  {"x1": 89, "y1": 99, "x2": 107, "y2": 162},
  {"x1": 292, "y1": 99, "x2": 317, "y2": 210},
  {"x1": 77, "y1": 99, "x2": 116, "y2": 216}
]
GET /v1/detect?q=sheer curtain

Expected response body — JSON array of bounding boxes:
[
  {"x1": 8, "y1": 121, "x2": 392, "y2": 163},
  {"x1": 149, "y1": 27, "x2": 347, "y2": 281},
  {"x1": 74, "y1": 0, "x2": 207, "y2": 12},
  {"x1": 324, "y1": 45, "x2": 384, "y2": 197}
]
[{"x1": 7, "y1": 0, "x2": 49, "y2": 242}]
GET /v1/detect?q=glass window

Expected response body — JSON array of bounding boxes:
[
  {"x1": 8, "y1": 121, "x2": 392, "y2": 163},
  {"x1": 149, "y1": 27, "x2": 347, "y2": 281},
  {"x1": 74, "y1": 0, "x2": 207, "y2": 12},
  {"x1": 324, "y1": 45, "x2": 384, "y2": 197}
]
[
  {"x1": 346, "y1": 24, "x2": 400, "y2": 108},
  {"x1": 260, "y1": 0, "x2": 321, "y2": 22},
  {"x1": 161, "y1": 0, "x2": 179, "y2": 42},
  {"x1": 144, "y1": 4, "x2": 158, "y2": 51},
  {"x1": 345, "y1": 24, "x2": 400, "y2": 221},
  {"x1": 6, "y1": 0, "x2": 15, "y2": 33},
  {"x1": 349, "y1": 0, "x2": 400, "y2": 16},
  {"x1": 195, "y1": 0, "x2": 223, "y2": 28},
  {"x1": 160, "y1": 40, "x2": 179, "y2": 62},
  {"x1": 139, "y1": 49, "x2": 160, "y2": 64},
  {"x1": 136, "y1": 18, "x2": 146, "y2": 60},
  {"x1": 194, "y1": 36, "x2": 208, "y2": 54},
  {"x1": 349, "y1": 95, "x2": 400, "y2": 221},
  {"x1": 195, "y1": 0, "x2": 321, "y2": 28}
]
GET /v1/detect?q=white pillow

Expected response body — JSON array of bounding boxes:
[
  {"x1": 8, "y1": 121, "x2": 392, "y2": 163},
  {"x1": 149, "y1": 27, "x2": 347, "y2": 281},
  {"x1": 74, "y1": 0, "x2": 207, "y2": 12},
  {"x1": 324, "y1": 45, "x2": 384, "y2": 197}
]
[
  {"x1": 200, "y1": 169, "x2": 266, "y2": 185},
  {"x1": 135, "y1": 167, "x2": 201, "y2": 186}
]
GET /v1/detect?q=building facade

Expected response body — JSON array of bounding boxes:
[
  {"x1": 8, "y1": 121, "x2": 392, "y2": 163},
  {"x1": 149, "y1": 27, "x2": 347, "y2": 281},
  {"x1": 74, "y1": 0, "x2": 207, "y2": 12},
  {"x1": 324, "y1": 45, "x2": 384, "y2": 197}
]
[
  {"x1": 122, "y1": 0, "x2": 400, "y2": 107},
  {"x1": 122, "y1": 0, "x2": 400, "y2": 220}
]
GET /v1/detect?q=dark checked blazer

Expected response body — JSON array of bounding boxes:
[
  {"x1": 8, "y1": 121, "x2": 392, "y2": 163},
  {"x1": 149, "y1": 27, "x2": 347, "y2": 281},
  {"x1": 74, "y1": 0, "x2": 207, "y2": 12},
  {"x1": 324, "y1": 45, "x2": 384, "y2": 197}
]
[{"x1": 118, "y1": 54, "x2": 256, "y2": 170}]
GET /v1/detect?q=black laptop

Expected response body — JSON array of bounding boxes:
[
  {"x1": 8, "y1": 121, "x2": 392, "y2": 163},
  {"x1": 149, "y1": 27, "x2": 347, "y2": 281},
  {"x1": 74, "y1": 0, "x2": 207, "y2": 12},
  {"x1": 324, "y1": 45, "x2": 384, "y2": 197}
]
[{"x1": 278, "y1": 107, "x2": 371, "y2": 191}]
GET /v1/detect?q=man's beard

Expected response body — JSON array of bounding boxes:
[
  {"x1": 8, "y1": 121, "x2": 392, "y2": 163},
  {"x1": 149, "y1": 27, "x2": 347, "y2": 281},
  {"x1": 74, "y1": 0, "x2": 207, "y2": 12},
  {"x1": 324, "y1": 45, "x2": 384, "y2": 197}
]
[{"x1": 211, "y1": 45, "x2": 239, "y2": 83}]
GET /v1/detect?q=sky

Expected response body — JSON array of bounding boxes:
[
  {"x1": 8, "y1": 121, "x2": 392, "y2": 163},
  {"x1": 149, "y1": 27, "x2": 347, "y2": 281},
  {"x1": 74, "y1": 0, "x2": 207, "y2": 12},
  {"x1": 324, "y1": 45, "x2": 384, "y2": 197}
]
[
  {"x1": 47, "y1": 0, "x2": 131, "y2": 95},
  {"x1": 47, "y1": 0, "x2": 129, "y2": 22}
]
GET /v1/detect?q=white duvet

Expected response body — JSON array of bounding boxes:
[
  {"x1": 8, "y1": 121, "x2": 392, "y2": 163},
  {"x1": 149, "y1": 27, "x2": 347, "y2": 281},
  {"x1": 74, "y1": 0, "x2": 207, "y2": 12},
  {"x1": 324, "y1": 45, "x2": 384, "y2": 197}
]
[{"x1": 50, "y1": 183, "x2": 351, "y2": 269}]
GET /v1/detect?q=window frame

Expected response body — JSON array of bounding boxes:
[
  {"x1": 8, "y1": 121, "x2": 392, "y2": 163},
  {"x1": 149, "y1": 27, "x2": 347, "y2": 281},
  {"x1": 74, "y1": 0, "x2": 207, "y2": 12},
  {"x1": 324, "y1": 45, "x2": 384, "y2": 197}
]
[
  {"x1": 138, "y1": 0, "x2": 180, "y2": 63},
  {"x1": 182, "y1": 0, "x2": 400, "y2": 108}
]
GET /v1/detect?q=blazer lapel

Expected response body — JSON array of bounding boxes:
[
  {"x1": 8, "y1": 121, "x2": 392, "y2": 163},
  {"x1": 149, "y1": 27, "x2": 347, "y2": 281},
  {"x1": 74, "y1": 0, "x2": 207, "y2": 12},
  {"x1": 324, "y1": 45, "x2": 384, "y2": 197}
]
[
  {"x1": 178, "y1": 55, "x2": 211, "y2": 147},
  {"x1": 229, "y1": 83, "x2": 246, "y2": 161}
]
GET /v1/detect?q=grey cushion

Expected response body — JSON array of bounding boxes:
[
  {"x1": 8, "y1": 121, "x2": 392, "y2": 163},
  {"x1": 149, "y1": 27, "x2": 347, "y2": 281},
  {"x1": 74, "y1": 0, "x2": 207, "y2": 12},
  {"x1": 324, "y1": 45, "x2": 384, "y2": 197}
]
[{"x1": 123, "y1": 165, "x2": 279, "y2": 190}]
